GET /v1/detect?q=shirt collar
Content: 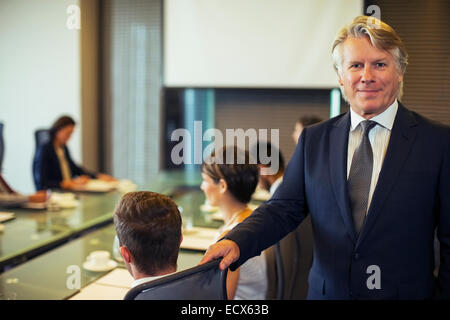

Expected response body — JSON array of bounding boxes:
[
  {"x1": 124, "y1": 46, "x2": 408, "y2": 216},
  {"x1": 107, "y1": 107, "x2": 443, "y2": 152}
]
[
  {"x1": 350, "y1": 100, "x2": 398, "y2": 131},
  {"x1": 269, "y1": 176, "x2": 283, "y2": 196},
  {"x1": 131, "y1": 274, "x2": 166, "y2": 288}
]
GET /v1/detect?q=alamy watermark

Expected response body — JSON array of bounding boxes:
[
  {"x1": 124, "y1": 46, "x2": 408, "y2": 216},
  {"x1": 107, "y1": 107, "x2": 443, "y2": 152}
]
[
  {"x1": 66, "y1": 5, "x2": 80, "y2": 30},
  {"x1": 366, "y1": 5, "x2": 381, "y2": 29},
  {"x1": 170, "y1": 121, "x2": 280, "y2": 175},
  {"x1": 366, "y1": 264, "x2": 381, "y2": 290},
  {"x1": 66, "y1": 265, "x2": 81, "y2": 290}
]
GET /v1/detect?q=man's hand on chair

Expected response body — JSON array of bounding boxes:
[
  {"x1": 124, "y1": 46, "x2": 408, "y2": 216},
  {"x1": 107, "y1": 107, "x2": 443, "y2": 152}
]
[{"x1": 200, "y1": 239, "x2": 240, "y2": 271}]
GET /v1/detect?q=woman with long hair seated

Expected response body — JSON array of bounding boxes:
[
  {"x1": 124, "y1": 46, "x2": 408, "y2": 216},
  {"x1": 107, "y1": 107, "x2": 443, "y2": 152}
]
[
  {"x1": 201, "y1": 146, "x2": 267, "y2": 300},
  {"x1": 33, "y1": 115, "x2": 115, "y2": 191}
]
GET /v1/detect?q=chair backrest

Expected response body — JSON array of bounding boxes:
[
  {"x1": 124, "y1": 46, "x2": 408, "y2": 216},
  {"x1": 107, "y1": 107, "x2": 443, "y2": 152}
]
[
  {"x1": 32, "y1": 129, "x2": 51, "y2": 190},
  {"x1": 266, "y1": 214, "x2": 313, "y2": 299},
  {"x1": 274, "y1": 242, "x2": 285, "y2": 299},
  {"x1": 35, "y1": 129, "x2": 51, "y2": 148},
  {"x1": 0, "y1": 122, "x2": 4, "y2": 172},
  {"x1": 124, "y1": 259, "x2": 228, "y2": 300}
]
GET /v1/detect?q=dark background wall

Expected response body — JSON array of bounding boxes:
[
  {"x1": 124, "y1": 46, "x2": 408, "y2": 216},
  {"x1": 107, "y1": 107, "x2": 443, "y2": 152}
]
[
  {"x1": 101, "y1": 0, "x2": 450, "y2": 173},
  {"x1": 366, "y1": 0, "x2": 450, "y2": 125}
]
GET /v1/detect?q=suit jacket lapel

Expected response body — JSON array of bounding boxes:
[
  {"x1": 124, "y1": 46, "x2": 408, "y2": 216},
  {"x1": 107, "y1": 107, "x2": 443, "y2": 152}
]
[
  {"x1": 329, "y1": 112, "x2": 357, "y2": 244},
  {"x1": 356, "y1": 103, "x2": 418, "y2": 248}
]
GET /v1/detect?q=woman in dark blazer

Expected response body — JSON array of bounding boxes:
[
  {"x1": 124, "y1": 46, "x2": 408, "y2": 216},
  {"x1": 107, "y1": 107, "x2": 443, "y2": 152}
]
[{"x1": 33, "y1": 116, "x2": 114, "y2": 191}]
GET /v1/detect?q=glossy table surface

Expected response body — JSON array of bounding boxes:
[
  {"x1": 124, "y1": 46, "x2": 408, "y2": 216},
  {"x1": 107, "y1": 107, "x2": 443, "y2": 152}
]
[
  {"x1": 0, "y1": 170, "x2": 225, "y2": 299},
  {"x1": 0, "y1": 224, "x2": 204, "y2": 300},
  {"x1": 0, "y1": 170, "x2": 209, "y2": 267},
  {"x1": 0, "y1": 192, "x2": 121, "y2": 267}
]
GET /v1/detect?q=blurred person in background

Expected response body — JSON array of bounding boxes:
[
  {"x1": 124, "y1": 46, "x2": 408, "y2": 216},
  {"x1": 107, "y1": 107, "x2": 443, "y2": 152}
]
[
  {"x1": 292, "y1": 115, "x2": 322, "y2": 145},
  {"x1": 201, "y1": 146, "x2": 267, "y2": 300},
  {"x1": 33, "y1": 115, "x2": 115, "y2": 191}
]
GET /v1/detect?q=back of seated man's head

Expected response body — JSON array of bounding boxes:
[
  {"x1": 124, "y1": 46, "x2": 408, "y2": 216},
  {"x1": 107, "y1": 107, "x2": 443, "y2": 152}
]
[{"x1": 113, "y1": 191, "x2": 182, "y2": 278}]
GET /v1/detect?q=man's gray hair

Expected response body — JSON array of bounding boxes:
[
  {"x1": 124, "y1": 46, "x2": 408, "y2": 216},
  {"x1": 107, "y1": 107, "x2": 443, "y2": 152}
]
[{"x1": 332, "y1": 16, "x2": 408, "y2": 100}]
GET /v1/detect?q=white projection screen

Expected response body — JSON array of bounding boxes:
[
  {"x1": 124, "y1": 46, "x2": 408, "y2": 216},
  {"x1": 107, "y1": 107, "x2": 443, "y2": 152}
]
[{"x1": 164, "y1": 0, "x2": 363, "y2": 88}]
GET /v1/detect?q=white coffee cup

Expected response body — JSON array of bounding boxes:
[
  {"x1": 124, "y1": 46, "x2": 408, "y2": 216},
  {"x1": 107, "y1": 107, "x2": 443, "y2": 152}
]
[{"x1": 87, "y1": 250, "x2": 110, "y2": 267}]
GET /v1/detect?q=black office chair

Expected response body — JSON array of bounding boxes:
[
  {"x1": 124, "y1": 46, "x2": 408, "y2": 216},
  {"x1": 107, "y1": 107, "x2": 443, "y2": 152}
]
[
  {"x1": 32, "y1": 128, "x2": 50, "y2": 190},
  {"x1": 124, "y1": 259, "x2": 228, "y2": 300},
  {"x1": 286, "y1": 215, "x2": 314, "y2": 299},
  {"x1": 274, "y1": 242, "x2": 285, "y2": 299},
  {"x1": 34, "y1": 129, "x2": 51, "y2": 148},
  {"x1": 0, "y1": 122, "x2": 4, "y2": 172},
  {"x1": 266, "y1": 215, "x2": 314, "y2": 299}
]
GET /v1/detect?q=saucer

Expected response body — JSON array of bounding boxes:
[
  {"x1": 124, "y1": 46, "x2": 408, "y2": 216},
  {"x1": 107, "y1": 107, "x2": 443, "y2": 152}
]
[
  {"x1": 83, "y1": 259, "x2": 118, "y2": 272},
  {"x1": 57, "y1": 200, "x2": 79, "y2": 209}
]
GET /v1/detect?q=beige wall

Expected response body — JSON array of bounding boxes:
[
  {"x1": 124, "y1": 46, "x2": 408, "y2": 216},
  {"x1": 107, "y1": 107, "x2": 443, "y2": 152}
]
[
  {"x1": 0, "y1": 0, "x2": 83, "y2": 193},
  {"x1": 80, "y1": 0, "x2": 100, "y2": 173}
]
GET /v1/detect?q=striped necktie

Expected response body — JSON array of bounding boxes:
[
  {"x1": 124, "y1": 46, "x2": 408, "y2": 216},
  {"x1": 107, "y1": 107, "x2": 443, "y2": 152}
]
[{"x1": 347, "y1": 120, "x2": 377, "y2": 235}]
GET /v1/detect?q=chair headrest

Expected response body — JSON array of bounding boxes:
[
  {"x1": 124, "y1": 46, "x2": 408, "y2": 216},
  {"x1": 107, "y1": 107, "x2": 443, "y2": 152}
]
[{"x1": 124, "y1": 259, "x2": 227, "y2": 300}]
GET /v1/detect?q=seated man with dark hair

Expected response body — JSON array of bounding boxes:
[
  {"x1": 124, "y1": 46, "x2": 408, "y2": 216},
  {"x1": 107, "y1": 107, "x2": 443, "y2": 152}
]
[{"x1": 113, "y1": 191, "x2": 183, "y2": 287}]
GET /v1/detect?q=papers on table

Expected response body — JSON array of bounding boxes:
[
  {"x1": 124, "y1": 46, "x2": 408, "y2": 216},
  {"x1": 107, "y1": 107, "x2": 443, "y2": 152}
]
[
  {"x1": 116, "y1": 180, "x2": 138, "y2": 193},
  {"x1": 0, "y1": 211, "x2": 15, "y2": 223},
  {"x1": 48, "y1": 192, "x2": 79, "y2": 209},
  {"x1": 73, "y1": 180, "x2": 119, "y2": 193},
  {"x1": 69, "y1": 268, "x2": 133, "y2": 300},
  {"x1": 199, "y1": 203, "x2": 219, "y2": 213},
  {"x1": 69, "y1": 283, "x2": 129, "y2": 300},
  {"x1": 209, "y1": 203, "x2": 259, "y2": 222},
  {"x1": 252, "y1": 188, "x2": 271, "y2": 201},
  {"x1": 180, "y1": 227, "x2": 219, "y2": 251},
  {"x1": 72, "y1": 179, "x2": 138, "y2": 193},
  {"x1": 95, "y1": 268, "x2": 134, "y2": 287},
  {"x1": 210, "y1": 211, "x2": 224, "y2": 221}
]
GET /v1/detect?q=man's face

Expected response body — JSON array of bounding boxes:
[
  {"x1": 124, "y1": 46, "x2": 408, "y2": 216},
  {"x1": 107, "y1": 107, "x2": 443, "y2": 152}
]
[{"x1": 337, "y1": 37, "x2": 403, "y2": 119}]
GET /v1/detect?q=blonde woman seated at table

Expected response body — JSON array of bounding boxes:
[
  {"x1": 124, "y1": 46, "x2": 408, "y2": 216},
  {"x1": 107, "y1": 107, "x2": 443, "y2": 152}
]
[
  {"x1": 33, "y1": 115, "x2": 115, "y2": 191},
  {"x1": 201, "y1": 146, "x2": 268, "y2": 300},
  {"x1": 114, "y1": 191, "x2": 182, "y2": 287}
]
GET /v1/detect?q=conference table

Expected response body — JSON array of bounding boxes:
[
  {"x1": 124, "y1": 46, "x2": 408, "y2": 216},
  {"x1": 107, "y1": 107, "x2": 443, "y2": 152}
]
[
  {"x1": 0, "y1": 191, "x2": 121, "y2": 269},
  {"x1": 0, "y1": 170, "x2": 226, "y2": 300},
  {"x1": 0, "y1": 223, "x2": 205, "y2": 300}
]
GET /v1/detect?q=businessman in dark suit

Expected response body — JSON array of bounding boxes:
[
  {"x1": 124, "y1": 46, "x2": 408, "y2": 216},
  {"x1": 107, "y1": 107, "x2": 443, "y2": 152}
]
[{"x1": 201, "y1": 16, "x2": 450, "y2": 299}]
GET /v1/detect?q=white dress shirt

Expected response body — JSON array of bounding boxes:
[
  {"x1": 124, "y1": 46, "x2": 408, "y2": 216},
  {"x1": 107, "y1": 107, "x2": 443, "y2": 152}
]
[
  {"x1": 269, "y1": 176, "x2": 283, "y2": 196},
  {"x1": 131, "y1": 274, "x2": 166, "y2": 288},
  {"x1": 55, "y1": 147, "x2": 72, "y2": 181},
  {"x1": 216, "y1": 219, "x2": 268, "y2": 300},
  {"x1": 347, "y1": 100, "x2": 398, "y2": 215}
]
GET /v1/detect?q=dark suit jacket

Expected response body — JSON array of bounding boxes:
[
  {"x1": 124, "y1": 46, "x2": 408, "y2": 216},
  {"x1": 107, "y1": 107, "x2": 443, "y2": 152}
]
[
  {"x1": 226, "y1": 104, "x2": 450, "y2": 299},
  {"x1": 33, "y1": 142, "x2": 95, "y2": 190}
]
